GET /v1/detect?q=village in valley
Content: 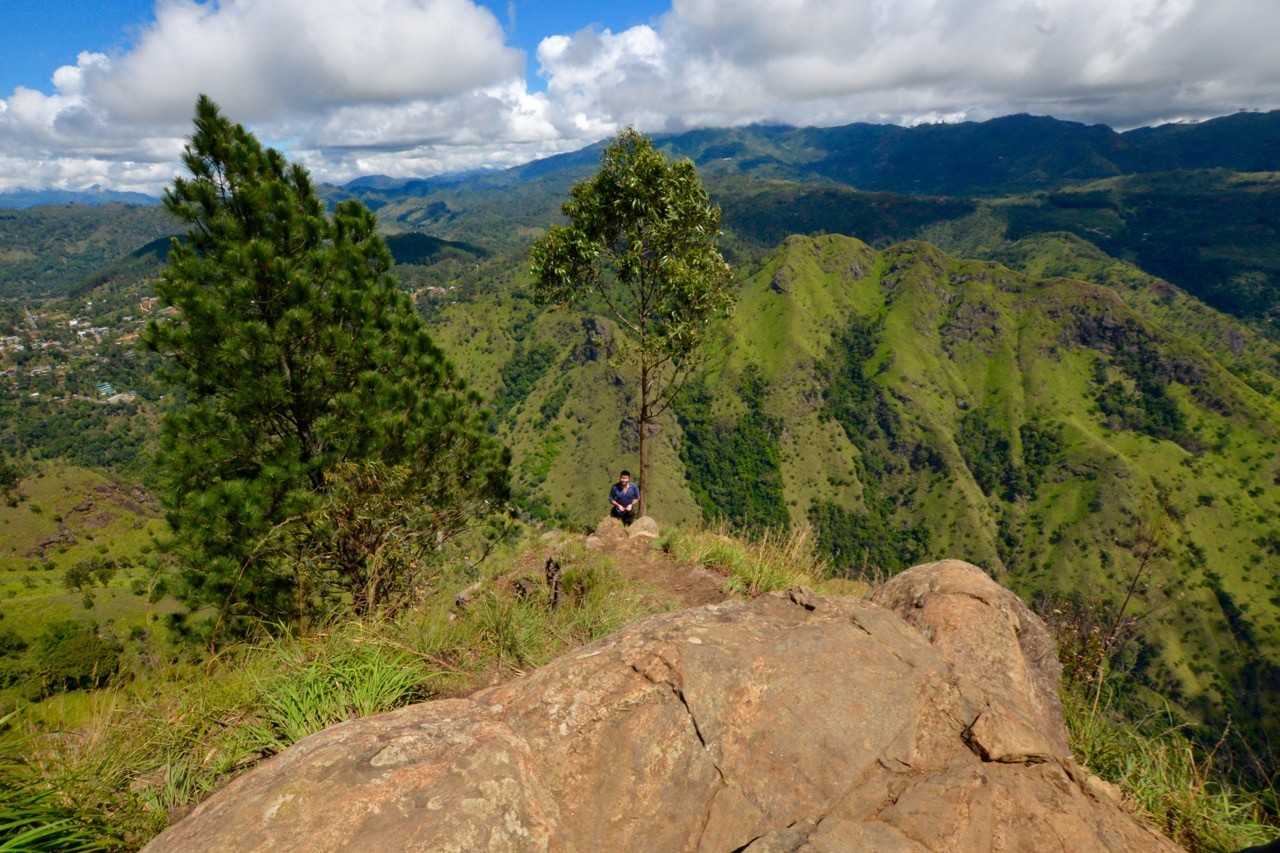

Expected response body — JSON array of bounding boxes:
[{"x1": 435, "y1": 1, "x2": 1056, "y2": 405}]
[{"x1": 0, "y1": 286, "x2": 172, "y2": 404}]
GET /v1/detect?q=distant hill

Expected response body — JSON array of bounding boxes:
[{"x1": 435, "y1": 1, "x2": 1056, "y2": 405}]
[
  {"x1": 383, "y1": 231, "x2": 486, "y2": 264},
  {"x1": 321, "y1": 113, "x2": 1280, "y2": 330},
  {"x1": 0, "y1": 188, "x2": 160, "y2": 209},
  {"x1": 0, "y1": 202, "x2": 486, "y2": 300},
  {"x1": 0, "y1": 204, "x2": 178, "y2": 299},
  {"x1": 8, "y1": 110, "x2": 1280, "y2": 310}
]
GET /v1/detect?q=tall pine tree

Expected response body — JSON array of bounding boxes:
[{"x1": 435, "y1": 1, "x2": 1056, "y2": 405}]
[{"x1": 143, "y1": 96, "x2": 508, "y2": 635}]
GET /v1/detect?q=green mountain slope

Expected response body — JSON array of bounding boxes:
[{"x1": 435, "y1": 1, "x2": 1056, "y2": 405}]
[
  {"x1": 0, "y1": 204, "x2": 176, "y2": 299},
  {"x1": 426, "y1": 234, "x2": 1280, "y2": 766},
  {"x1": 727, "y1": 238, "x2": 1279, "y2": 759}
]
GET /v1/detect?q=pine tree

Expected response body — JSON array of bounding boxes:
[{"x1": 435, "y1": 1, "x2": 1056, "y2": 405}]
[
  {"x1": 143, "y1": 96, "x2": 508, "y2": 635},
  {"x1": 530, "y1": 128, "x2": 734, "y2": 516}
]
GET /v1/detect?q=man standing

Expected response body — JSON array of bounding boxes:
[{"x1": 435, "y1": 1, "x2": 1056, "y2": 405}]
[{"x1": 609, "y1": 470, "x2": 640, "y2": 526}]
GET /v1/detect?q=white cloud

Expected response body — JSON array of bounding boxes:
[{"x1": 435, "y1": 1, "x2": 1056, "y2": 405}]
[
  {"x1": 536, "y1": 0, "x2": 1280, "y2": 132},
  {"x1": 1, "y1": 0, "x2": 1278, "y2": 193},
  {"x1": 87, "y1": 0, "x2": 522, "y2": 123}
]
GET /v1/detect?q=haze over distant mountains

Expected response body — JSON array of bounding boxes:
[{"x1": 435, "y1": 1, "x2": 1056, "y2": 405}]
[
  {"x1": 338, "y1": 109, "x2": 1280, "y2": 199},
  {"x1": 7, "y1": 109, "x2": 1275, "y2": 210}
]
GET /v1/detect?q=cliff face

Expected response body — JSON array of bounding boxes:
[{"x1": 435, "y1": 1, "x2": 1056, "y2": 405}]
[{"x1": 147, "y1": 561, "x2": 1179, "y2": 852}]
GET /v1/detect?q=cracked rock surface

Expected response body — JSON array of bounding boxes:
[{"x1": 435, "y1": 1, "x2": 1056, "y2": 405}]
[{"x1": 146, "y1": 560, "x2": 1181, "y2": 852}]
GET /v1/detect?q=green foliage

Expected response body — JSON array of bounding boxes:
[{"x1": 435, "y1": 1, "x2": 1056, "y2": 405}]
[
  {"x1": 954, "y1": 412, "x2": 1061, "y2": 503},
  {"x1": 0, "y1": 714, "x2": 119, "y2": 852},
  {"x1": 34, "y1": 622, "x2": 121, "y2": 695},
  {"x1": 676, "y1": 366, "x2": 789, "y2": 530},
  {"x1": 812, "y1": 311, "x2": 930, "y2": 576},
  {"x1": 63, "y1": 558, "x2": 120, "y2": 593},
  {"x1": 0, "y1": 397, "x2": 153, "y2": 475},
  {"x1": 531, "y1": 127, "x2": 735, "y2": 512},
  {"x1": 0, "y1": 204, "x2": 175, "y2": 299},
  {"x1": 0, "y1": 459, "x2": 20, "y2": 508},
  {"x1": 0, "y1": 629, "x2": 27, "y2": 658},
  {"x1": 1085, "y1": 321, "x2": 1195, "y2": 446},
  {"x1": 300, "y1": 461, "x2": 462, "y2": 619},
  {"x1": 1064, "y1": 687, "x2": 1277, "y2": 851},
  {"x1": 819, "y1": 314, "x2": 896, "y2": 447},
  {"x1": 249, "y1": 640, "x2": 434, "y2": 751},
  {"x1": 0, "y1": 534, "x2": 652, "y2": 849},
  {"x1": 956, "y1": 409, "x2": 1024, "y2": 501},
  {"x1": 492, "y1": 341, "x2": 559, "y2": 426},
  {"x1": 808, "y1": 499, "x2": 931, "y2": 579},
  {"x1": 141, "y1": 97, "x2": 508, "y2": 636},
  {"x1": 1020, "y1": 420, "x2": 1065, "y2": 492}
]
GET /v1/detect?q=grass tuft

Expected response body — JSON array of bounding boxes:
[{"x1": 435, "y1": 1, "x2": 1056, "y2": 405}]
[
  {"x1": 660, "y1": 523, "x2": 826, "y2": 597},
  {"x1": 1064, "y1": 687, "x2": 1277, "y2": 852}
]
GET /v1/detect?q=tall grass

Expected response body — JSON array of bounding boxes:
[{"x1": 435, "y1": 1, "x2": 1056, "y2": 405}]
[
  {"x1": 659, "y1": 523, "x2": 825, "y2": 597},
  {"x1": 1064, "y1": 684, "x2": 1276, "y2": 851},
  {"x1": 0, "y1": 713, "x2": 118, "y2": 851}
]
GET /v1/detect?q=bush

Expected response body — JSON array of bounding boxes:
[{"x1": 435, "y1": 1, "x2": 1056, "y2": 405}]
[
  {"x1": 35, "y1": 622, "x2": 121, "y2": 695},
  {"x1": 0, "y1": 627, "x2": 28, "y2": 658}
]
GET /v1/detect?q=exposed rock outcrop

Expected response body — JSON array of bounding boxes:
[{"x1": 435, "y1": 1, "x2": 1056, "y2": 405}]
[{"x1": 147, "y1": 560, "x2": 1179, "y2": 852}]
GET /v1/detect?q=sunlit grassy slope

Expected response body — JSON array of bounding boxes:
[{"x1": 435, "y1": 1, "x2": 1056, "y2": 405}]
[{"x1": 0, "y1": 465, "x2": 171, "y2": 646}]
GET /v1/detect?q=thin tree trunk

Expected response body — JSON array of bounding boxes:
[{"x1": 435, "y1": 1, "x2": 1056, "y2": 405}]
[{"x1": 639, "y1": 361, "x2": 649, "y2": 518}]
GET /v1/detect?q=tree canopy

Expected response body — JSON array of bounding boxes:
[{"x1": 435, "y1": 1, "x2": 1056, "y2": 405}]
[
  {"x1": 530, "y1": 128, "x2": 734, "y2": 515},
  {"x1": 143, "y1": 96, "x2": 508, "y2": 636}
]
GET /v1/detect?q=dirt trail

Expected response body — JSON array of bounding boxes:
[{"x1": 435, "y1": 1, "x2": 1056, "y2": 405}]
[{"x1": 513, "y1": 519, "x2": 729, "y2": 611}]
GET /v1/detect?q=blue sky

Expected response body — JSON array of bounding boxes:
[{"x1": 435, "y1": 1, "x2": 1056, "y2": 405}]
[
  {"x1": 2, "y1": 0, "x2": 1278, "y2": 193},
  {"x1": 1, "y1": 1, "x2": 156, "y2": 92}
]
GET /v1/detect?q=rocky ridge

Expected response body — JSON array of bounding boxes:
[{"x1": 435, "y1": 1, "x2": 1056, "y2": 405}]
[{"x1": 147, "y1": 560, "x2": 1179, "y2": 851}]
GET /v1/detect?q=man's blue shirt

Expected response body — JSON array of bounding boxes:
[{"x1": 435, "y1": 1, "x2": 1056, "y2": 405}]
[{"x1": 610, "y1": 481, "x2": 639, "y2": 507}]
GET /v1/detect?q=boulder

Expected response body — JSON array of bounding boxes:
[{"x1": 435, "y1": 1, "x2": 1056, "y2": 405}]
[
  {"x1": 627, "y1": 515, "x2": 660, "y2": 539},
  {"x1": 868, "y1": 559, "x2": 1070, "y2": 761},
  {"x1": 147, "y1": 561, "x2": 1179, "y2": 852},
  {"x1": 593, "y1": 515, "x2": 628, "y2": 541}
]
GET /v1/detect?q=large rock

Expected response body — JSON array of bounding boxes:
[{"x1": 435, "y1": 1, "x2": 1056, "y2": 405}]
[
  {"x1": 627, "y1": 515, "x2": 660, "y2": 539},
  {"x1": 148, "y1": 561, "x2": 1179, "y2": 852},
  {"x1": 868, "y1": 559, "x2": 1070, "y2": 762}
]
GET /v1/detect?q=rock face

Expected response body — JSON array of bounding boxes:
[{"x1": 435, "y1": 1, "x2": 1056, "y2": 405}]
[{"x1": 147, "y1": 560, "x2": 1179, "y2": 852}]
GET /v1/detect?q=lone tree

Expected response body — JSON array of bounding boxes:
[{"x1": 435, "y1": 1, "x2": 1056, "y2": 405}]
[
  {"x1": 143, "y1": 96, "x2": 508, "y2": 636},
  {"x1": 530, "y1": 128, "x2": 734, "y2": 516}
]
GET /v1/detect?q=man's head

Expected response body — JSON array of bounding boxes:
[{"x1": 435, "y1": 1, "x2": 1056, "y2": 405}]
[{"x1": 619, "y1": 470, "x2": 631, "y2": 486}]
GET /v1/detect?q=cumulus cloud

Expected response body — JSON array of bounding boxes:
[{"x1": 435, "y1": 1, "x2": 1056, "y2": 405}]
[
  {"x1": 86, "y1": 0, "x2": 522, "y2": 123},
  {"x1": 537, "y1": 0, "x2": 1280, "y2": 132},
  {"x1": 2, "y1": 0, "x2": 1278, "y2": 193}
]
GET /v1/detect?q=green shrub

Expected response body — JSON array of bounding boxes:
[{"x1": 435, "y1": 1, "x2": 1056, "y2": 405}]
[
  {"x1": 0, "y1": 712, "x2": 120, "y2": 851},
  {"x1": 0, "y1": 629, "x2": 27, "y2": 658},
  {"x1": 34, "y1": 623, "x2": 121, "y2": 695},
  {"x1": 249, "y1": 637, "x2": 436, "y2": 751}
]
